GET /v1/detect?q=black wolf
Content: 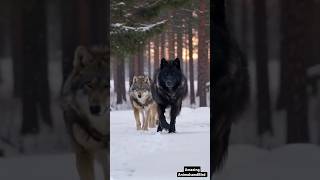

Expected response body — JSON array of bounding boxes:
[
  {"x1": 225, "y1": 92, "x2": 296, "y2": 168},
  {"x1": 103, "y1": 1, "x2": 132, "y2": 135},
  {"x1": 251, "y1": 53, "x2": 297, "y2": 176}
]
[
  {"x1": 212, "y1": 25, "x2": 250, "y2": 173},
  {"x1": 151, "y1": 58, "x2": 188, "y2": 133}
]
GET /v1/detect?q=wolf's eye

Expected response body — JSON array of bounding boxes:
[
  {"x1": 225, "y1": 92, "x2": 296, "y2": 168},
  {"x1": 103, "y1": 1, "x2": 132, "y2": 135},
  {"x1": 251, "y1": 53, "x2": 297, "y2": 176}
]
[{"x1": 86, "y1": 83, "x2": 93, "y2": 89}]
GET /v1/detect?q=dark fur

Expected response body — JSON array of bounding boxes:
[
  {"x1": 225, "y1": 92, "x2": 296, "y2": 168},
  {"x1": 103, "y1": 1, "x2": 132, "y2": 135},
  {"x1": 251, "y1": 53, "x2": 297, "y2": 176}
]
[
  {"x1": 212, "y1": 24, "x2": 250, "y2": 173},
  {"x1": 151, "y1": 58, "x2": 187, "y2": 133}
]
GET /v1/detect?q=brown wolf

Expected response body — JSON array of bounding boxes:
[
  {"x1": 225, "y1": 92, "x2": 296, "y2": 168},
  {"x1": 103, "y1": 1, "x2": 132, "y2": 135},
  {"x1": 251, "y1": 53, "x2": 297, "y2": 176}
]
[
  {"x1": 61, "y1": 46, "x2": 109, "y2": 180},
  {"x1": 129, "y1": 75, "x2": 158, "y2": 131}
]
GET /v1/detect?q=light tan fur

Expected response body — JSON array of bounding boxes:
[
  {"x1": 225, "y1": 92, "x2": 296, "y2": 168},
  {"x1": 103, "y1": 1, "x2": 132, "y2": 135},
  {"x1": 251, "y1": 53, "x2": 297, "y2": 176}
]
[
  {"x1": 129, "y1": 75, "x2": 158, "y2": 131},
  {"x1": 73, "y1": 127, "x2": 108, "y2": 180},
  {"x1": 131, "y1": 101, "x2": 158, "y2": 130},
  {"x1": 133, "y1": 107, "x2": 142, "y2": 130},
  {"x1": 147, "y1": 103, "x2": 158, "y2": 128}
]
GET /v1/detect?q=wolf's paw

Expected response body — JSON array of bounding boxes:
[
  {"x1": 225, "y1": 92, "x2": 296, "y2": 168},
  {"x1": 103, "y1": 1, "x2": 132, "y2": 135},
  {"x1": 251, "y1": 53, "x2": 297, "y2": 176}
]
[
  {"x1": 136, "y1": 126, "x2": 142, "y2": 130},
  {"x1": 149, "y1": 123, "x2": 156, "y2": 128},
  {"x1": 157, "y1": 125, "x2": 163, "y2": 132},
  {"x1": 168, "y1": 126, "x2": 176, "y2": 133}
]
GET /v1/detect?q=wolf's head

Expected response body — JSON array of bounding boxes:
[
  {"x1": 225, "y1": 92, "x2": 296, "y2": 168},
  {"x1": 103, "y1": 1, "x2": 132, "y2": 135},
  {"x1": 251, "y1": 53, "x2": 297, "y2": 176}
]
[
  {"x1": 69, "y1": 46, "x2": 108, "y2": 117},
  {"x1": 158, "y1": 58, "x2": 183, "y2": 91},
  {"x1": 130, "y1": 75, "x2": 152, "y2": 103}
]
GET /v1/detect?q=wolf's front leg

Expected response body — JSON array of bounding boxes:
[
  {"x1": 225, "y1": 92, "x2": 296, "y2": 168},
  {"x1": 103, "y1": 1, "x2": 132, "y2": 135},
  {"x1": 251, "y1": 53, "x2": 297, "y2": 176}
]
[
  {"x1": 95, "y1": 149, "x2": 109, "y2": 180},
  {"x1": 169, "y1": 103, "x2": 182, "y2": 133},
  {"x1": 157, "y1": 104, "x2": 168, "y2": 132},
  {"x1": 133, "y1": 107, "x2": 142, "y2": 130},
  {"x1": 142, "y1": 110, "x2": 148, "y2": 130},
  {"x1": 75, "y1": 150, "x2": 95, "y2": 180},
  {"x1": 147, "y1": 108, "x2": 156, "y2": 128}
]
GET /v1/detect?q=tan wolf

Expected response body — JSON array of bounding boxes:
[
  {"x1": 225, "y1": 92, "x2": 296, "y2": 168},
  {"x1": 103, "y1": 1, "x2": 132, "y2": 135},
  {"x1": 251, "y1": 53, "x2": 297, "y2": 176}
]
[
  {"x1": 61, "y1": 46, "x2": 109, "y2": 180},
  {"x1": 129, "y1": 75, "x2": 158, "y2": 131}
]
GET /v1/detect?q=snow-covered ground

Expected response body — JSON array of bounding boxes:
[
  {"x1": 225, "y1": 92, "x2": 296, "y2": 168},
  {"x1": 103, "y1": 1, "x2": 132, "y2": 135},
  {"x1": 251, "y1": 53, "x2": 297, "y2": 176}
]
[
  {"x1": 110, "y1": 107, "x2": 210, "y2": 180},
  {"x1": 215, "y1": 144, "x2": 320, "y2": 180},
  {"x1": 1, "y1": 143, "x2": 319, "y2": 180},
  {"x1": 0, "y1": 153, "x2": 104, "y2": 179}
]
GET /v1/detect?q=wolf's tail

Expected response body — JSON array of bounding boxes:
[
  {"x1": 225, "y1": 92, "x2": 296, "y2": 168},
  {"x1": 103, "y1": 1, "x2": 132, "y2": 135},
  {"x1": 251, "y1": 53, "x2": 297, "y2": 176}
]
[{"x1": 159, "y1": 118, "x2": 170, "y2": 130}]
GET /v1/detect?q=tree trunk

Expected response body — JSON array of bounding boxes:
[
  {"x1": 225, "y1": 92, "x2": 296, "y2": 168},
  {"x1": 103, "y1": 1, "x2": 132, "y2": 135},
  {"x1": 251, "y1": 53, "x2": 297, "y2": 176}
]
[
  {"x1": 148, "y1": 41, "x2": 151, "y2": 76},
  {"x1": 137, "y1": 45, "x2": 144, "y2": 75},
  {"x1": 176, "y1": 17, "x2": 183, "y2": 72},
  {"x1": 11, "y1": 0, "x2": 23, "y2": 97},
  {"x1": 154, "y1": 35, "x2": 160, "y2": 71},
  {"x1": 313, "y1": 3, "x2": 320, "y2": 68},
  {"x1": 116, "y1": 56, "x2": 126, "y2": 104},
  {"x1": 184, "y1": 33, "x2": 188, "y2": 77},
  {"x1": 89, "y1": 0, "x2": 106, "y2": 46},
  {"x1": 61, "y1": 0, "x2": 79, "y2": 83},
  {"x1": 282, "y1": 0, "x2": 311, "y2": 143},
  {"x1": 241, "y1": 0, "x2": 248, "y2": 54},
  {"x1": 276, "y1": 51, "x2": 288, "y2": 110},
  {"x1": 168, "y1": 13, "x2": 175, "y2": 60},
  {"x1": 128, "y1": 55, "x2": 134, "y2": 86},
  {"x1": 133, "y1": 53, "x2": 139, "y2": 76},
  {"x1": 188, "y1": 12, "x2": 195, "y2": 105},
  {"x1": 197, "y1": 0, "x2": 208, "y2": 107},
  {"x1": 77, "y1": 0, "x2": 90, "y2": 45},
  {"x1": 20, "y1": 0, "x2": 52, "y2": 134},
  {"x1": 119, "y1": 57, "x2": 126, "y2": 101},
  {"x1": 226, "y1": 0, "x2": 235, "y2": 35},
  {"x1": 253, "y1": 0, "x2": 272, "y2": 136},
  {"x1": 160, "y1": 32, "x2": 166, "y2": 59},
  {"x1": 113, "y1": 58, "x2": 118, "y2": 93},
  {"x1": 0, "y1": 24, "x2": 4, "y2": 59}
]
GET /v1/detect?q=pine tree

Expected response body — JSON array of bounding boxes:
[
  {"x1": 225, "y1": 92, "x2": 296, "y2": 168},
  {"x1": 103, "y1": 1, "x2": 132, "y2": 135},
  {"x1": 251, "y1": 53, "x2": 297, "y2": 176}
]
[
  {"x1": 197, "y1": 0, "x2": 209, "y2": 107},
  {"x1": 20, "y1": 0, "x2": 52, "y2": 135},
  {"x1": 111, "y1": 0, "x2": 190, "y2": 56},
  {"x1": 253, "y1": 0, "x2": 273, "y2": 137},
  {"x1": 111, "y1": 0, "x2": 191, "y2": 104},
  {"x1": 188, "y1": 9, "x2": 196, "y2": 105},
  {"x1": 281, "y1": 0, "x2": 311, "y2": 143},
  {"x1": 153, "y1": 35, "x2": 160, "y2": 70}
]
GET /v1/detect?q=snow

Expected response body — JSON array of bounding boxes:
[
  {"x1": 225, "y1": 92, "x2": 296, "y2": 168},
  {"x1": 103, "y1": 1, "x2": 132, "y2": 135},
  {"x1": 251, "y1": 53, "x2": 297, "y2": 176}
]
[
  {"x1": 110, "y1": 107, "x2": 210, "y2": 180},
  {"x1": 1, "y1": 144, "x2": 320, "y2": 180},
  {"x1": 0, "y1": 153, "x2": 104, "y2": 179},
  {"x1": 111, "y1": 20, "x2": 167, "y2": 33},
  {"x1": 115, "y1": 2, "x2": 125, "y2": 6},
  {"x1": 215, "y1": 144, "x2": 320, "y2": 180}
]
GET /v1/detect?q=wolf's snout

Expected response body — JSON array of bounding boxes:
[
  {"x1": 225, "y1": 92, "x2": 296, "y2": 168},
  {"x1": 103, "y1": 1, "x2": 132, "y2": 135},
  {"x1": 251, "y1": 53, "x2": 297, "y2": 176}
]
[
  {"x1": 90, "y1": 105, "x2": 101, "y2": 115},
  {"x1": 165, "y1": 80, "x2": 174, "y2": 88},
  {"x1": 138, "y1": 94, "x2": 142, "y2": 98}
]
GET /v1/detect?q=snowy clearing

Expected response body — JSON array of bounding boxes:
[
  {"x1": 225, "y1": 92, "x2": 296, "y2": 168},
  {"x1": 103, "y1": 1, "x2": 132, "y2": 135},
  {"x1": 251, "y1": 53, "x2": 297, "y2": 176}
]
[{"x1": 110, "y1": 107, "x2": 210, "y2": 180}]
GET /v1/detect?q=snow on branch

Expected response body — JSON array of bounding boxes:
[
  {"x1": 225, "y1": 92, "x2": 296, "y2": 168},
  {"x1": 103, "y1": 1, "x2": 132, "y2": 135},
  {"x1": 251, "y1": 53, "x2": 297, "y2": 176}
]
[{"x1": 111, "y1": 20, "x2": 167, "y2": 34}]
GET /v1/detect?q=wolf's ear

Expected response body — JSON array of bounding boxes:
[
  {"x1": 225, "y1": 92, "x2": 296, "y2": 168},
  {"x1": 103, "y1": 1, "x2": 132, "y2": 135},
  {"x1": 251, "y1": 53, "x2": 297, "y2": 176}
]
[
  {"x1": 145, "y1": 76, "x2": 151, "y2": 84},
  {"x1": 174, "y1": 58, "x2": 181, "y2": 70},
  {"x1": 160, "y1": 58, "x2": 167, "y2": 69},
  {"x1": 132, "y1": 76, "x2": 138, "y2": 83},
  {"x1": 74, "y1": 46, "x2": 92, "y2": 69}
]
